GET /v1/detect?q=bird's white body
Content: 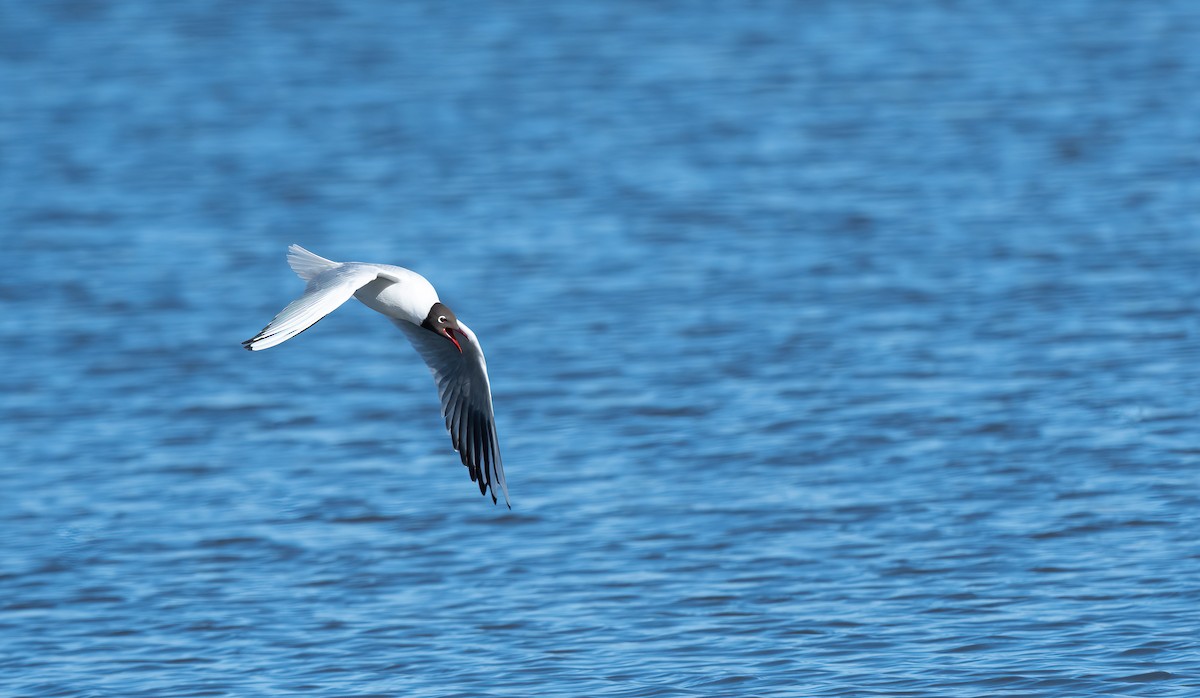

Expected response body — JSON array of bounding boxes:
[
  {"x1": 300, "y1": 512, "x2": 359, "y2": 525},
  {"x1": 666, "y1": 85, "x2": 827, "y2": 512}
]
[
  {"x1": 287, "y1": 246, "x2": 438, "y2": 326},
  {"x1": 355, "y1": 270, "x2": 439, "y2": 323},
  {"x1": 244, "y1": 245, "x2": 509, "y2": 506}
]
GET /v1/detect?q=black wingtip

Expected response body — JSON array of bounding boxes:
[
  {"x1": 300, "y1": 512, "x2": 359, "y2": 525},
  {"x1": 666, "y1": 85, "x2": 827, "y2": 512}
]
[{"x1": 488, "y1": 490, "x2": 510, "y2": 509}]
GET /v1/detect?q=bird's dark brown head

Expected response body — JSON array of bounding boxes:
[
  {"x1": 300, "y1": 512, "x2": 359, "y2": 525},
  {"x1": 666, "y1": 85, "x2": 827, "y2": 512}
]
[{"x1": 421, "y1": 302, "x2": 463, "y2": 352}]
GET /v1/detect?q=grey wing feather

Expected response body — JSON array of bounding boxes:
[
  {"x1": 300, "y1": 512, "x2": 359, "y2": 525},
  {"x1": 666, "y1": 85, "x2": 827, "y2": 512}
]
[{"x1": 396, "y1": 320, "x2": 510, "y2": 507}]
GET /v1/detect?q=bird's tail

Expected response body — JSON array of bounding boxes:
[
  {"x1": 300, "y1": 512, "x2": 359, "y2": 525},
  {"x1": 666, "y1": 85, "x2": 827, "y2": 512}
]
[{"x1": 286, "y1": 244, "x2": 339, "y2": 282}]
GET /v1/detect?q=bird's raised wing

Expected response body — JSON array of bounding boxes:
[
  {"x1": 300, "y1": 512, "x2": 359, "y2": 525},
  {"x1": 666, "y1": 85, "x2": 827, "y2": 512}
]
[
  {"x1": 396, "y1": 319, "x2": 510, "y2": 507},
  {"x1": 243, "y1": 265, "x2": 388, "y2": 351}
]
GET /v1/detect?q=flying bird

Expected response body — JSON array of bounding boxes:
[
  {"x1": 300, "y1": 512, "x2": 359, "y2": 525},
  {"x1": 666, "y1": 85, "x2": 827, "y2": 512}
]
[{"x1": 243, "y1": 245, "x2": 509, "y2": 507}]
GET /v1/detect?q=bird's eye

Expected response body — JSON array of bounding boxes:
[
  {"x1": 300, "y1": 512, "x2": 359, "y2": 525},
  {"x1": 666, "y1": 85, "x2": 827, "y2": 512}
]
[{"x1": 438, "y1": 316, "x2": 448, "y2": 324}]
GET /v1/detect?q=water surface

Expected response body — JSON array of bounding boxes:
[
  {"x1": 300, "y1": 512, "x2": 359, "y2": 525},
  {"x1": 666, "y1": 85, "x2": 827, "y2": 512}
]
[{"x1": 2, "y1": 2, "x2": 1200, "y2": 696}]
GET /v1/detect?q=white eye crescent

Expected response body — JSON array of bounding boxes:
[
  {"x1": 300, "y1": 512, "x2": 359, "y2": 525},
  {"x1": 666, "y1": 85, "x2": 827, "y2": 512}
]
[{"x1": 438, "y1": 316, "x2": 448, "y2": 324}]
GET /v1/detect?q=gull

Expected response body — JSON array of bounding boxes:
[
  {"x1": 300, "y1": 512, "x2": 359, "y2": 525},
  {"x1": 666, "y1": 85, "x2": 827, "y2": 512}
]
[{"x1": 242, "y1": 245, "x2": 509, "y2": 507}]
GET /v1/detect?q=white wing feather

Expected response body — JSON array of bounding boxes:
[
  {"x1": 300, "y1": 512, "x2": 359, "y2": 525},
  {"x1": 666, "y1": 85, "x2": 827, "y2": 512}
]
[
  {"x1": 286, "y1": 244, "x2": 339, "y2": 282},
  {"x1": 243, "y1": 265, "x2": 387, "y2": 351}
]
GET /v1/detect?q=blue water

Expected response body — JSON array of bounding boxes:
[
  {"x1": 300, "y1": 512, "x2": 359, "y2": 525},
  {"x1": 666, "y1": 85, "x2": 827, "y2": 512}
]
[{"x1": 3, "y1": 2, "x2": 1200, "y2": 695}]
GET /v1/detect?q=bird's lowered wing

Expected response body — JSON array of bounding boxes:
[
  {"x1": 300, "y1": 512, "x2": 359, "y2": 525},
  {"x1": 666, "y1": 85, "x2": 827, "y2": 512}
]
[
  {"x1": 396, "y1": 319, "x2": 510, "y2": 507},
  {"x1": 243, "y1": 264, "x2": 390, "y2": 351}
]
